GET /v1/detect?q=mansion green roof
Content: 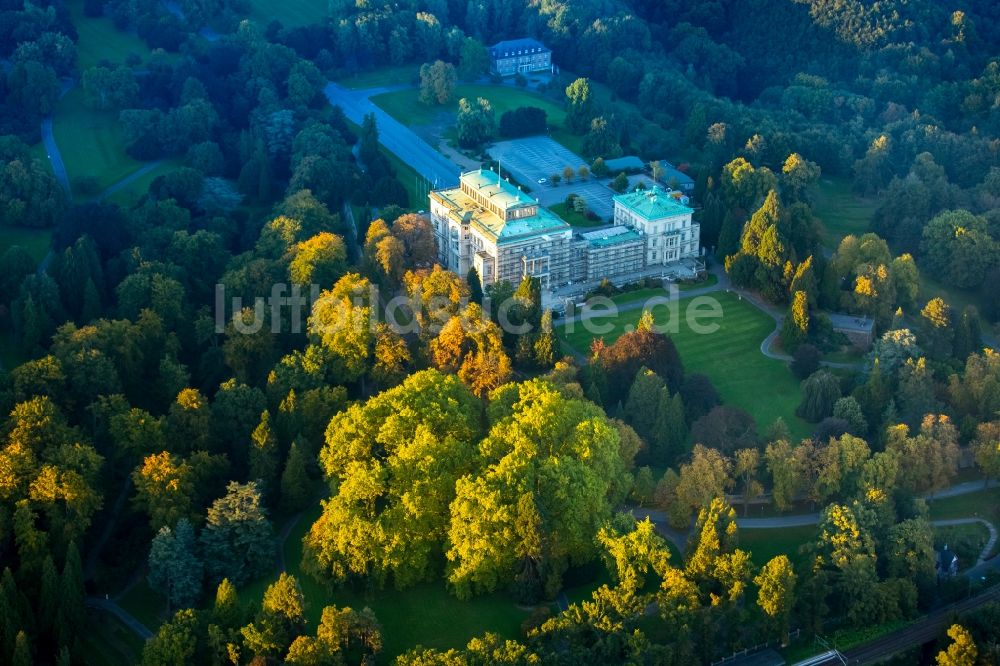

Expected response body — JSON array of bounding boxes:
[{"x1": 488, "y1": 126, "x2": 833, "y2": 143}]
[
  {"x1": 614, "y1": 186, "x2": 692, "y2": 220},
  {"x1": 431, "y1": 170, "x2": 570, "y2": 244}
]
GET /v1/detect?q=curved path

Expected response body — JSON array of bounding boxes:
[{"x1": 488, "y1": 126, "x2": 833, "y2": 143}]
[
  {"x1": 96, "y1": 158, "x2": 166, "y2": 200},
  {"x1": 634, "y1": 479, "x2": 1000, "y2": 563},
  {"x1": 85, "y1": 597, "x2": 154, "y2": 640}
]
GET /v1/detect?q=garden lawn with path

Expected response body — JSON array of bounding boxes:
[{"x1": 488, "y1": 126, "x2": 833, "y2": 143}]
[
  {"x1": 53, "y1": 87, "x2": 143, "y2": 194},
  {"x1": 371, "y1": 85, "x2": 583, "y2": 155},
  {"x1": 559, "y1": 291, "x2": 812, "y2": 440}
]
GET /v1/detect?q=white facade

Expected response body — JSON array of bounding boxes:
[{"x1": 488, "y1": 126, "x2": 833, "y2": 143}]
[{"x1": 612, "y1": 186, "x2": 700, "y2": 266}]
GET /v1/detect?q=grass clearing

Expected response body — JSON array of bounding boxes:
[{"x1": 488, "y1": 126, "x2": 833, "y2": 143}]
[
  {"x1": 339, "y1": 65, "x2": 421, "y2": 90},
  {"x1": 371, "y1": 84, "x2": 584, "y2": 155},
  {"x1": 813, "y1": 177, "x2": 876, "y2": 248},
  {"x1": 53, "y1": 87, "x2": 143, "y2": 194},
  {"x1": 68, "y1": 0, "x2": 154, "y2": 70},
  {"x1": 79, "y1": 611, "x2": 147, "y2": 665},
  {"x1": 560, "y1": 291, "x2": 811, "y2": 439},
  {"x1": 928, "y1": 488, "x2": 1000, "y2": 522},
  {"x1": 0, "y1": 226, "x2": 51, "y2": 264},
  {"x1": 237, "y1": 504, "x2": 534, "y2": 661},
  {"x1": 918, "y1": 272, "x2": 981, "y2": 314},
  {"x1": 739, "y1": 525, "x2": 816, "y2": 568},
  {"x1": 118, "y1": 579, "x2": 167, "y2": 631},
  {"x1": 105, "y1": 158, "x2": 185, "y2": 206}
]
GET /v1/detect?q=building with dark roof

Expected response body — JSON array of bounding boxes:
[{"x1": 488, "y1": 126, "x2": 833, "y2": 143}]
[
  {"x1": 828, "y1": 313, "x2": 875, "y2": 349},
  {"x1": 488, "y1": 38, "x2": 552, "y2": 77}
]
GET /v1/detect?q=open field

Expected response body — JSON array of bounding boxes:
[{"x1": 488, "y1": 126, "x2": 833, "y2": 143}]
[
  {"x1": 739, "y1": 525, "x2": 816, "y2": 567},
  {"x1": 53, "y1": 88, "x2": 143, "y2": 194},
  {"x1": 813, "y1": 177, "x2": 876, "y2": 248},
  {"x1": 371, "y1": 84, "x2": 583, "y2": 155},
  {"x1": 559, "y1": 291, "x2": 812, "y2": 439},
  {"x1": 246, "y1": 0, "x2": 329, "y2": 27},
  {"x1": 68, "y1": 0, "x2": 155, "y2": 70}
]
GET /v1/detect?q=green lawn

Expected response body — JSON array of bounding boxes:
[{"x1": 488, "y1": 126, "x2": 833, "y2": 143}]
[
  {"x1": 918, "y1": 272, "x2": 981, "y2": 314},
  {"x1": 53, "y1": 87, "x2": 143, "y2": 194},
  {"x1": 560, "y1": 291, "x2": 811, "y2": 439},
  {"x1": 106, "y1": 158, "x2": 185, "y2": 206},
  {"x1": 237, "y1": 504, "x2": 533, "y2": 661},
  {"x1": 371, "y1": 84, "x2": 584, "y2": 155},
  {"x1": 549, "y1": 201, "x2": 606, "y2": 227},
  {"x1": 812, "y1": 177, "x2": 877, "y2": 249},
  {"x1": 246, "y1": 0, "x2": 329, "y2": 27},
  {"x1": 928, "y1": 487, "x2": 1000, "y2": 522},
  {"x1": 0, "y1": 226, "x2": 51, "y2": 263},
  {"x1": 739, "y1": 525, "x2": 816, "y2": 568},
  {"x1": 338, "y1": 65, "x2": 421, "y2": 90},
  {"x1": 118, "y1": 579, "x2": 168, "y2": 631},
  {"x1": 68, "y1": 0, "x2": 154, "y2": 70},
  {"x1": 79, "y1": 611, "x2": 147, "y2": 665}
]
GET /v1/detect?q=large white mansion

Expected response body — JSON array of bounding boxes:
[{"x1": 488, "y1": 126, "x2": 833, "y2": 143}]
[{"x1": 429, "y1": 169, "x2": 700, "y2": 291}]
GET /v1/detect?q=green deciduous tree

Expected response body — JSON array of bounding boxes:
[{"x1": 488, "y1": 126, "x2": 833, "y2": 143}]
[{"x1": 754, "y1": 555, "x2": 797, "y2": 644}]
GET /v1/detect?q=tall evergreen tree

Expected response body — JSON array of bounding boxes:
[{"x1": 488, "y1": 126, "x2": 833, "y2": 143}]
[
  {"x1": 57, "y1": 542, "x2": 85, "y2": 653},
  {"x1": 200, "y1": 482, "x2": 276, "y2": 587},
  {"x1": 148, "y1": 518, "x2": 204, "y2": 612},
  {"x1": 280, "y1": 439, "x2": 312, "y2": 513},
  {"x1": 249, "y1": 410, "x2": 280, "y2": 496},
  {"x1": 466, "y1": 267, "x2": 483, "y2": 305},
  {"x1": 624, "y1": 367, "x2": 666, "y2": 443},
  {"x1": 39, "y1": 555, "x2": 59, "y2": 642}
]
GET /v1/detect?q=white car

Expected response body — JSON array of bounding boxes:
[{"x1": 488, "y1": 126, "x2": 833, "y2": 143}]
[{"x1": 537, "y1": 177, "x2": 547, "y2": 184}]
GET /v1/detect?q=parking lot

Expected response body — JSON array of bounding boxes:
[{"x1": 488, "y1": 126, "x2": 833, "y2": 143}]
[{"x1": 488, "y1": 137, "x2": 615, "y2": 220}]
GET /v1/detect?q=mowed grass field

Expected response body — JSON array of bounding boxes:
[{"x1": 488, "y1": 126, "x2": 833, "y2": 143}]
[
  {"x1": 739, "y1": 525, "x2": 816, "y2": 568},
  {"x1": 813, "y1": 177, "x2": 876, "y2": 248},
  {"x1": 559, "y1": 291, "x2": 811, "y2": 440},
  {"x1": 247, "y1": 0, "x2": 329, "y2": 27},
  {"x1": 68, "y1": 0, "x2": 154, "y2": 70},
  {"x1": 371, "y1": 85, "x2": 584, "y2": 155},
  {"x1": 53, "y1": 88, "x2": 144, "y2": 194}
]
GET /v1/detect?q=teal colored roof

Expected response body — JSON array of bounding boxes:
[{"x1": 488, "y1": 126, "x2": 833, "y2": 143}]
[
  {"x1": 431, "y1": 170, "x2": 570, "y2": 244},
  {"x1": 497, "y1": 206, "x2": 569, "y2": 241},
  {"x1": 614, "y1": 186, "x2": 692, "y2": 220},
  {"x1": 580, "y1": 226, "x2": 643, "y2": 248},
  {"x1": 604, "y1": 156, "x2": 645, "y2": 171},
  {"x1": 462, "y1": 169, "x2": 536, "y2": 212}
]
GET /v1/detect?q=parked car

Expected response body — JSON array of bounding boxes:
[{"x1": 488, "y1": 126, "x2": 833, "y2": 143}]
[{"x1": 537, "y1": 177, "x2": 547, "y2": 184}]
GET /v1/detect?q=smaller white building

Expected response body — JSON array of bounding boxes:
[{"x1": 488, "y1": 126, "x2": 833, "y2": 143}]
[{"x1": 612, "y1": 186, "x2": 700, "y2": 266}]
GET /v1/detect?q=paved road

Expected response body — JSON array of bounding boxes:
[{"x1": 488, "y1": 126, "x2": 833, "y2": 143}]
[
  {"x1": 41, "y1": 117, "x2": 70, "y2": 195},
  {"x1": 323, "y1": 82, "x2": 460, "y2": 188},
  {"x1": 85, "y1": 597, "x2": 154, "y2": 640}
]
